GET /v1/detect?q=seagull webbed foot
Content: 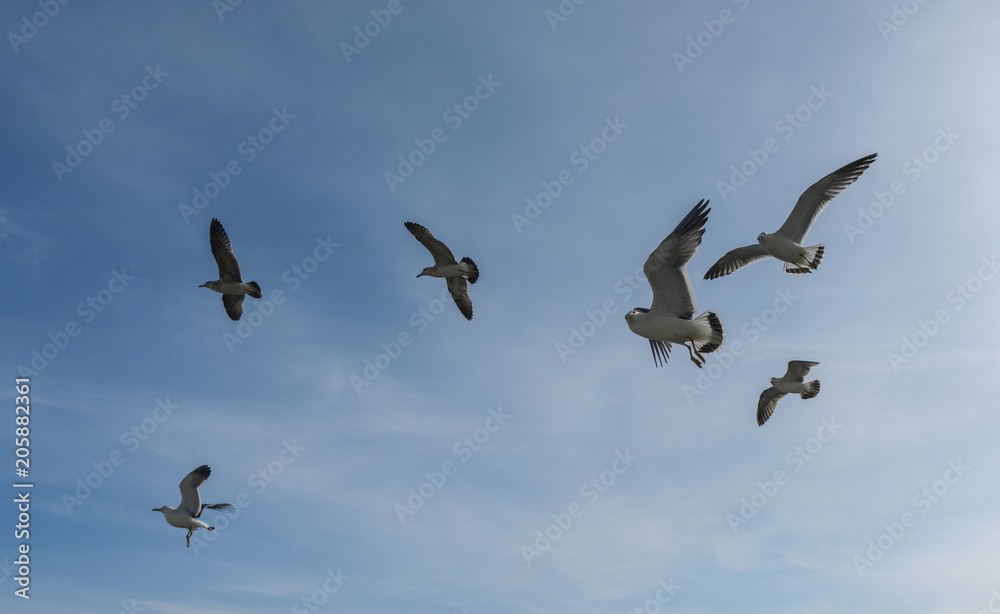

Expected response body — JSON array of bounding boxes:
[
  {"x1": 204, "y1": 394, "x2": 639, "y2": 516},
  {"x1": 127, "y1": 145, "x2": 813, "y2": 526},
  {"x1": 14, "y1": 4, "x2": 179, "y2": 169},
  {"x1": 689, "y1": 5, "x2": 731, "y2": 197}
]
[
  {"x1": 683, "y1": 339, "x2": 704, "y2": 368},
  {"x1": 688, "y1": 336, "x2": 706, "y2": 363}
]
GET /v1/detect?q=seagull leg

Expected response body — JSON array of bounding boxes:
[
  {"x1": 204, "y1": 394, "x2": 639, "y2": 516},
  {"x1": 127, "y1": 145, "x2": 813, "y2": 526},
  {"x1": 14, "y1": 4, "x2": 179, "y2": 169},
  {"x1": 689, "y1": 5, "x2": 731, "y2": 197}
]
[
  {"x1": 688, "y1": 336, "x2": 706, "y2": 364},
  {"x1": 186, "y1": 530, "x2": 192, "y2": 548},
  {"x1": 682, "y1": 340, "x2": 703, "y2": 368}
]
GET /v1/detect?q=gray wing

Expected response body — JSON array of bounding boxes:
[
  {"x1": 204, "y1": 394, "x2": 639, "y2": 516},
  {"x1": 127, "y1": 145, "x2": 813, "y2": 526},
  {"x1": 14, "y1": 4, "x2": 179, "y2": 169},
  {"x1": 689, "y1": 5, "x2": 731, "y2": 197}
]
[
  {"x1": 757, "y1": 387, "x2": 786, "y2": 426},
  {"x1": 704, "y1": 244, "x2": 771, "y2": 280},
  {"x1": 446, "y1": 275, "x2": 473, "y2": 320},
  {"x1": 222, "y1": 294, "x2": 244, "y2": 321},
  {"x1": 784, "y1": 360, "x2": 819, "y2": 382},
  {"x1": 177, "y1": 465, "x2": 211, "y2": 517},
  {"x1": 405, "y1": 222, "x2": 457, "y2": 266},
  {"x1": 210, "y1": 218, "x2": 244, "y2": 282},
  {"x1": 645, "y1": 199, "x2": 710, "y2": 318},
  {"x1": 776, "y1": 153, "x2": 877, "y2": 243}
]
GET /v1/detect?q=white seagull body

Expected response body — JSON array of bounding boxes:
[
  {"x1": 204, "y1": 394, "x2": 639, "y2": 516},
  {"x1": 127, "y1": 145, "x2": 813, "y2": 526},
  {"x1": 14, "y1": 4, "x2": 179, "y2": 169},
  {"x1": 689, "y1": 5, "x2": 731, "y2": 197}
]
[
  {"x1": 405, "y1": 222, "x2": 479, "y2": 320},
  {"x1": 625, "y1": 199, "x2": 724, "y2": 368},
  {"x1": 757, "y1": 360, "x2": 821, "y2": 426},
  {"x1": 705, "y1": 153, "x2": 877, "y2": 279},
  {"x1": 153, "y1": 465, "x2": 234, "y2": 547},
  {"x1": 200, "y1": 218, "x2": 262, "y2": 320}
]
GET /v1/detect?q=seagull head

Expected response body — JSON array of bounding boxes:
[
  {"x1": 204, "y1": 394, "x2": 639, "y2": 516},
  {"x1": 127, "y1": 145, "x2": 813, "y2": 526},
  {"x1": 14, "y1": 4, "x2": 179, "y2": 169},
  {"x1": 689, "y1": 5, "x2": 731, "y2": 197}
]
[
  {"x1": 768, "y1": 377, "x2": 777, "y2": 385},
  {"x1": 416, "y1": 267, "x2": 433, "y2": 278},
  {"x1": 624, "y1": 308, "x2": 649, "y2": 321},
  {"x1": 757, "y1": 232, "x2": 768, "y2": 244},
  {"x1": 199, "y1": 281, "x2": 215, "y2": 289},
  {"x1": 152, "y1": 506, "x2": 167, "y2": 513}
]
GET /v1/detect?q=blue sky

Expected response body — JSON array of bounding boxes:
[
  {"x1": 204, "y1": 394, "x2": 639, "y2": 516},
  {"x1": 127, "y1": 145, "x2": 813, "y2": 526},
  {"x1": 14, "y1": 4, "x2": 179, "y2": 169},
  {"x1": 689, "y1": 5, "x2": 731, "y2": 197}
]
[{"x1": 2, "y1": 1, "x2": 999, "y2": 612}]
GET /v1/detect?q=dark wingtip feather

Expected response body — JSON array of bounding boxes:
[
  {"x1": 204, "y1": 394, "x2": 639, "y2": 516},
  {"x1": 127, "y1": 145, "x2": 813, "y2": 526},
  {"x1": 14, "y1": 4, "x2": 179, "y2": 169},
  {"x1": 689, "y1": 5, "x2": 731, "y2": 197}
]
[
  {"x1": 649, "y1": 340, "x2": 670, "y2": 367},
  {"x1": 672, "y1": 199, "x2": 710, "y2": 239}
]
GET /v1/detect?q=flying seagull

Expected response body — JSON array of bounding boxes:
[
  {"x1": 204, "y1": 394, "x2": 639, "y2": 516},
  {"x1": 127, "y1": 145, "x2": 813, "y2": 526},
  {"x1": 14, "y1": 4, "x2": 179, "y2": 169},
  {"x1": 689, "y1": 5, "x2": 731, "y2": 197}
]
[
  {"x1": 200, "y1": 218, "x2": 262, "y2": 321},
  {"x1": 625, "y1": 199, "x2": 724, "y2": 368},
  {"x1": 704, "y1": 153, "x2": 877, "y2": 280},
  {"x1": 405, "y1": 222, "x2": 479, "y2": 320},
  {"x1": 757, "y1": 360, "x2": 821, "y2": 426},
  {"x1": 153, "y1": 465, "x2": 235, "y2": 547}
]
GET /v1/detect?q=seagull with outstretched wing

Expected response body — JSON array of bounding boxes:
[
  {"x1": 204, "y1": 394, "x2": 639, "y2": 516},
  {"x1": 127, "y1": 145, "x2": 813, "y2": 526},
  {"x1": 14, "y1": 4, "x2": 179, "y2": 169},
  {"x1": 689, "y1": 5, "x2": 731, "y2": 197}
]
[
  {"x1": 200, "y1": 218, "x2": 262, "y2": 320},
  {"x1": 153, "y1": 465, "x2": 235, "y2": 547},
  {"x1": 625, "y1": 199, "x2": 724, "y2": 368},
  {"x1": 757, "y1": 360, "x2": 821, "y2": 426},
  {"x1": 405, "y1": 222, "x2": 479, "y2": 321},
  {"x1": 705, "y1": 153, "x2": 877, "y2": 280}
]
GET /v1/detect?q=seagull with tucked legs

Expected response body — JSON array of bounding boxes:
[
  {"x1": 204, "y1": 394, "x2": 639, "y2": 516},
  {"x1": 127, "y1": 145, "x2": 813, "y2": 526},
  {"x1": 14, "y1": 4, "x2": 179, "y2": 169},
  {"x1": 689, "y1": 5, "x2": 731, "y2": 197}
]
[
  {"x1": 704, "y1": 153, "x2": 877, "y2": 280},
  {"x1": 200, "y1": 218, "x2": 262, "y2": 321},
  {"x1": 625, "y1": 199, "x2": 724, "y2": 368},
  {"x1": 153, "y1": 465, "x2": 234, "y2": 547},
  {"x1": 405, "y1": 222, "x2": 479, "y2": 320},
  {"x1": 757, "y1": 361, "x2": 821, "y2": 426}
]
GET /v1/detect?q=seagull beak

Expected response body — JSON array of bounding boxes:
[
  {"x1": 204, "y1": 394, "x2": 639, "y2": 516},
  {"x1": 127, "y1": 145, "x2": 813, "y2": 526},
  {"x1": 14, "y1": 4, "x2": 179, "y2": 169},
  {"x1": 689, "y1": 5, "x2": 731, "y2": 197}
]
[{"x1": 415, "y1": 273, "x2": 423, "y2": 278}]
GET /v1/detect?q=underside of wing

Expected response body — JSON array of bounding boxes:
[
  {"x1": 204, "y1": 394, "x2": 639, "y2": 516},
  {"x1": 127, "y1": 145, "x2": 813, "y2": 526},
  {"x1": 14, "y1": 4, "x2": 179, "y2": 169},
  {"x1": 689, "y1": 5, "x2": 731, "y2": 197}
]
[
  {"x1": 703, "y1": 244, "x2": 770, "y2": 280},
  {"x1": 776, "y1": 153, "x2": 877, "y2": 243},
  {"x1": 645, "y1": 199, "x2": 710, "y2": 318},
  {"x1": 210, "y1": 218, "x2": 244, "y2": 282},
  {"x1": 446, "y1": 276, "x2": 473, "y2": 320},
  {"x1": 785, "y1": 360, "x2": 819, "y2": 382},
  {"x1": 222, "y1": 294, "x2": 245, "y2": 321},
  {"x1": 405, "y1": 222, "x2": 457, "y2": 266},
  {"x1": 178, "y1": 465, "x2": 210, "y2": 517},
  {"x1": 757, "y1": 387, "x2": 785, "y2": 426},
  {"x1": 648, "y1": 268, "x2": 697, "y2": 319}
]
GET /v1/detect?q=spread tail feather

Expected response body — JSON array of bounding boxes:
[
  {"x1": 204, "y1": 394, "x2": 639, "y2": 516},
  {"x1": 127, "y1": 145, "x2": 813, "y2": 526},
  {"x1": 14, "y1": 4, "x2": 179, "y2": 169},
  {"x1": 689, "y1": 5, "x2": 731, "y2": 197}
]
[
  {"x1": 784, "y1": 245, "x2": 824, "y2": 274},
  {"x1": 461, "y1": 257, "x2": 479, "y2": 284},
  {"x1": 694, "y1": 310, "x2": 724, "y2": 355},
  {"x1": 801, "y1": 380, "x2": 820, "y2": 399},
  {"x1": 245, "y1": 281, "x2": 262, "y2": 298}
]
